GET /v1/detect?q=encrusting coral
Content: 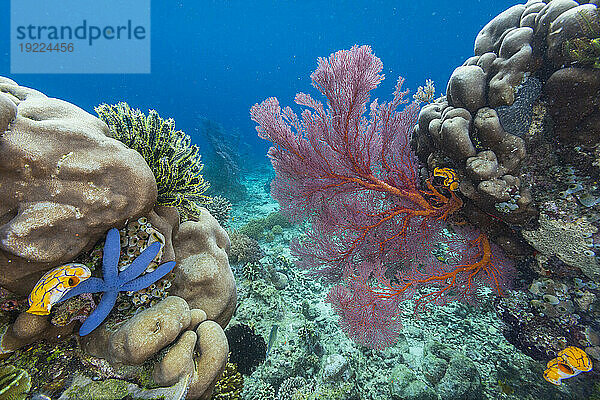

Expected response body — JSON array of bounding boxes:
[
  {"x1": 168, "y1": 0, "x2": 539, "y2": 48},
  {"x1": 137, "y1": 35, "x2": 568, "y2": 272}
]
[{"x1": 95, "y1": 102, "x2": 210, "y2": 221}]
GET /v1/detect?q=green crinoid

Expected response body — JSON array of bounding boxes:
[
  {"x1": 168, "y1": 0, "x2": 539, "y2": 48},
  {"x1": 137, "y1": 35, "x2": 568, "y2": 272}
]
[
  {"x1": 96, "y1": 102, "x2": 210, "y2": 221},
  {"x1": 0, "y1": 364, "x2": 31, "y2": 400}
]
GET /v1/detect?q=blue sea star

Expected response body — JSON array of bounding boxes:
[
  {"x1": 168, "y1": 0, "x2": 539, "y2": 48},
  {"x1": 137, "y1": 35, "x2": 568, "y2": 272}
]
[{"x1": 58, "y1": 227, "x2": 176, "y2": 336}]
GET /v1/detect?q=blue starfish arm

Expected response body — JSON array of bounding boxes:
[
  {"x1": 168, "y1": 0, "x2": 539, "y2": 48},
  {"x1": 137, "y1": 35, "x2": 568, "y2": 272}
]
[
  {"x1": 79, "y1": 290, "x2": 119, "y2": 336},
  {"x1": 55, "y1": 277, "x2": 105, "y2": 304},
  {"x1": 119, "y1": 261, "x2": 176, "y2": 292},
  {"x1": 102, "y1": 228, "x2": 122, "y2": 284},
  {"x1": 117, "y1": 241, "x2": 162, "y2": 285}
]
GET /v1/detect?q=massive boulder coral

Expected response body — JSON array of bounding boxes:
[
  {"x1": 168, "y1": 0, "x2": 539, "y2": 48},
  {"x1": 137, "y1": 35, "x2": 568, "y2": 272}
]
[
  {"x1": 412, "y1": 0, "x2": 600, "y2": 232},
  {"x1": 81, "y1": 296, "x2": 194, "y2": 365},
  {"x1": 412, "y1": 0, "x2": 600, "y2": 365},
  {"x1": 0, "y1": 77, "x2": 157, "y2": 295},
  {"x1": 80, "y1": 295, "x2": 229, "y2": 399},
  {"x1": 170, "y1": 207, "x2": 236, "y2": 328}
]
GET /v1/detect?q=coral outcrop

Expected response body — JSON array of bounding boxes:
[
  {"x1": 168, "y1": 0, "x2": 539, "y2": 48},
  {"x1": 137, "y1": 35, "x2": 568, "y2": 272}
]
[
  {"x1": 0, "y1": 77, "x2": 157, "y2": 296},
  {"x1": 411, "y1": 0, "x2": 600, "y2": 372},
  {"x1": 81, "y1": 296, "x2": 194, "y2": 365},
  {"x1": 71, "y1": 207, "x2": 234, "y2": 399},
  {"x1": 0, "y1": 78, "x2": 236, "y2": 399},
  {"x1": 78, "y1": 295, "x2": 230, "y2": 398},
  {"x1": 410, "y1": 0, "x2": 600, "y2": 367},
  {"x1": 411, "y1": 0, "x2": 600, "y2": 242}
]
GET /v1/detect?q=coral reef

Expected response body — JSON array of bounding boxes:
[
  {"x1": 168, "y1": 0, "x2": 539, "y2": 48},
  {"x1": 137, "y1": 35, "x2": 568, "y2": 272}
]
[
  {"x1": 64, "y1": 207, "x2": 235, "y2": 398},
  {"x1": 96, "y1": 102, "x2": 210, "y2": 222},
  {"x1": 404, "y1": 1, "x2": 600, "y2": 387},
  {"x1": 0, "y1": 77, "x2": 157, "y2": 296},
  {"x1": 244, "y1": 381, "x2": 276, "y2": 400},
  {"x1": 1, "y1": 206, "x2": 234, "y2": 399},
  {"x1": 229, "y1": 174, "x2": 587, "y2": 399},
  {"x1": 47, "y1": 214, "x2": 176, "y2": 331},
  {"x1": 0, "y1": 76, "x2": 236, "y2": 399}
]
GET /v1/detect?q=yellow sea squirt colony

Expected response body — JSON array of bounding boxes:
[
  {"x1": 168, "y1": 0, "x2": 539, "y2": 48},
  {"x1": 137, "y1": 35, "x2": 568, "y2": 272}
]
[
  {"x1": 543, "y1": 346, "x2": 593, "y2": 385},
  {"x1": 26, "y1": 263, "x2": 92, "y2": 315},
  {"x1": 433, "y1": 167, "x2": 459, "y2": 191}
]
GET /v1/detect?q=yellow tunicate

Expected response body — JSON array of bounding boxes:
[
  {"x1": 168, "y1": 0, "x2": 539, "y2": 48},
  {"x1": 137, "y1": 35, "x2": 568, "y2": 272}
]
[
  {"x1": 433, "y1": 167, "x2": 459, "y2": 191},
  {"x1": 27, "y1": 264, "x2": 91, "y2": 315},
  {"x1": 559, "y1": 346, "x2": 592, "y2": 372}
]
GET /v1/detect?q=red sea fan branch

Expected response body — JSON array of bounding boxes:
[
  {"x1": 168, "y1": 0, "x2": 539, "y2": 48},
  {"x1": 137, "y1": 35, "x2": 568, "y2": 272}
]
[{"x1": 251, "y1": 45, "x2": 513, "y2": 350}]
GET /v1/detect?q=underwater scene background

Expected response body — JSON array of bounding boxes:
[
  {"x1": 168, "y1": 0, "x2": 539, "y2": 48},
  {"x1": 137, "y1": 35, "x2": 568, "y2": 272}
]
[{"x1": 0, "y1": 0, "x2": 600, "y2": 399}]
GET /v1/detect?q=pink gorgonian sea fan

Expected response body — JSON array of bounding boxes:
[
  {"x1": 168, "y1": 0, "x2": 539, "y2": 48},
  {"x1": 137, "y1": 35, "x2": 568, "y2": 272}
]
[{"x1": 251, "y1": 45, "x2": 514, "y2": 350}]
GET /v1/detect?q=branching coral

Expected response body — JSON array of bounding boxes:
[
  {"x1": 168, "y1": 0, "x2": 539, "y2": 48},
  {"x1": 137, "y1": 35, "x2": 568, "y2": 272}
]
[
  {"x1": 211, "y1": 362, "x2": 244, "y2": 400},
  {"x1": 96, "y1": 102, "x2": 210, "y2": 221},
  {"x1": 228, "y1": 231, "x2": 264, "y2": 265},
  {"x1": 205, "y1": 195, "x2": 233, "y2": 227},
  {"x1": 237, "y1": 212, "x2": 291, "y2": 241}
]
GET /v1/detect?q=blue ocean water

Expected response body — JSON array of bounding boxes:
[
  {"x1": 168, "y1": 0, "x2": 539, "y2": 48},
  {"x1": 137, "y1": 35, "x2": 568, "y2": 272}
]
[
  {"x1": 5, "y1": 2, "x2": 599, "y2": 399},
  {"x1": 0, "y1": 0, "x2": 515, "y2": 157}
]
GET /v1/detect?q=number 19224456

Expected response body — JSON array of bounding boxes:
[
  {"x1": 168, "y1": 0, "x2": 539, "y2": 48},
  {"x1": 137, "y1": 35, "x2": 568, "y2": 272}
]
[{"x1": 19, "y1": 42, "x2": 74, "y2": 52}]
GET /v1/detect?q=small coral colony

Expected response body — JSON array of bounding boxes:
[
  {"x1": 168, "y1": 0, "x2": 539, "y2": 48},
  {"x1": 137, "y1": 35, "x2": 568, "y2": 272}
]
[{"x1": 2, "y1": 1, "x2": 600, "y2": 399}]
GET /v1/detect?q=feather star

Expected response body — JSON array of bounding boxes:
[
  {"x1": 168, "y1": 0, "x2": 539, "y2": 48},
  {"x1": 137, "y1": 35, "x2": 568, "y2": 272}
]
[{"x1": 57, "y1": 227, "x2": 176, "y2": 336}]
